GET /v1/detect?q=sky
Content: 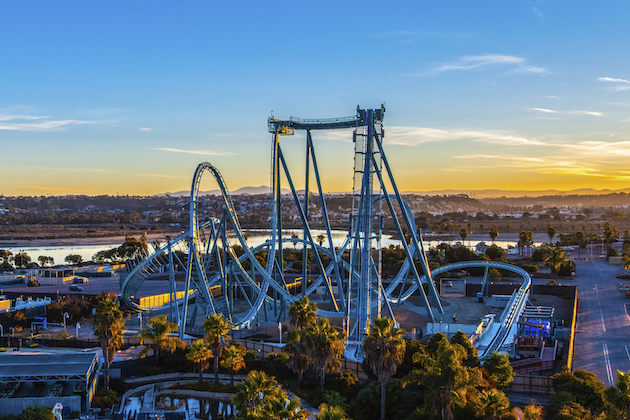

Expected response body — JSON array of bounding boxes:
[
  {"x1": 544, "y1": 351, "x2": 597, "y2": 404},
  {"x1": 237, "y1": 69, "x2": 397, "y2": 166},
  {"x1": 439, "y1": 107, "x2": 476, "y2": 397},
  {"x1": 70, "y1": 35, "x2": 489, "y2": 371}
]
[{"x1": 1, "y1": 1, "x2": 630, "y2": 197}]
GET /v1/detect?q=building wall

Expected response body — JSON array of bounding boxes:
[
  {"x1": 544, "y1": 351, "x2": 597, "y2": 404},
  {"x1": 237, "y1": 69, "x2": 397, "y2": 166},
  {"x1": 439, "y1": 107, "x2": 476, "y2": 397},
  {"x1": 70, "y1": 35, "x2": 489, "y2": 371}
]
[{"x1": 0, "y1": 395, "x2": 81, "y2": 415}]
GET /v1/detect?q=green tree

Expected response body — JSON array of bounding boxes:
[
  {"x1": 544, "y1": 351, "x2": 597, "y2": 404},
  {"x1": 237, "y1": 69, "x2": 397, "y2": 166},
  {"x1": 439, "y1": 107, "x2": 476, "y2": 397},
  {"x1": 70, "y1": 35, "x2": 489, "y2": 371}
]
[
  {"x1": 489, "y1": 226, "x2": 499, "y2": 244},
  {"x1": 138, "y1": 315, "x2": 182, "y2": 366},
  {"x1": 187, "y1": 339, "x2": 213, "y2": 382},
  {"x1": 609, "y1": 369, "x2": 630, "y2": 419},
  {"x1": 316, "y1": 403, "x2": 351, "y2": 420},
  {"x1": 203, "y1": 313, "x2": 232, "y2": 384},
  {"x1": 232, "y1": 370, "x2": 308, "y2": 419},
  {"x1": 14, "y1": 251, "x2": 31, "y2": 269},
  {"x1": 288, "y1": 296, "x2": 318, "y2": 330},
  {"x1": 284, "y1": 329, "x2": 310, "y2": 382},
  {"x1": 93, "y1": 295, "x2": 124, "y2": 391},
  {"x1": 363, "y1": 317, "x2": 406, "y2": 420},
  {"x1": 403, "y1": 334, "x2": 485, "y2": 420},
  {"x1": 523, "y1": 404, "x2": 544, "y2": 420},
  {"x1": 477, "y1": 389, "x2": 510, "y2": 420},
  {"x1": 305, "y1": 318, "x2": 347, "y2": 391},
  {"x1": 64, "y1": 254, "x2": 83, "y2": 265},
  {"x1": 483, "y1": 351, "x2": 514, "y2": 388},
  {"x1": 37, "y1": 255, "x2": 54, "y2": 267},
  {"x1": 0, "y1": 249, "x2": 13, "y2": 269},
  {"x1": 450, "y1": 330, "x2": 478, "y2": 367},
  {"x1": 221, "y1": 344, "x2": 246, "y2": 386},
  {"x1": 553, "y1": 368, "x2": 606, "y2": 411}
]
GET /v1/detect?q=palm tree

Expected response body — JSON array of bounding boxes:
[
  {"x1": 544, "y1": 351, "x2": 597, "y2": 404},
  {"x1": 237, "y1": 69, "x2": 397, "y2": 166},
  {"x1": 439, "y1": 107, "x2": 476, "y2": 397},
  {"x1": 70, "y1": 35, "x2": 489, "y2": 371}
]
[
  {"x1": 547, "y1": 226, "x2": 556, "y2": 244},
  {"x1": 220, "y1": 344, "x2": 246, "y2": 386},
  {"x1": 317, "y1": 234, "x2": 325, "y2": 247},
  {"x1": 488, "y1": 226, "x2": 499, "y2": 244},
  {"x1": 284, "y1": 329, "x2": 310, "y2": 382},
  {"x1": 138, "y1": 315, "x2": 182, "y2": 365},
  {"x1": 316, "y1": 404, "x2": 350, "y2": 420},
  {"x1": 203, "y1": 313, "x2": 232, "y2": 384},
  {"x1": 187, "y1": 339, "x2": 213, "y2": 383},
  {"x1": 304, "y1": 318, "x2": 346, "y2": 391},
  {"x1": 544, "y1": 244, "x2": 567, "y2": 275},
  {"x1": 403, "y1": 335, "x2": 485, "y2": 420},
  {"x1": 575, "y1": 231, "x2": 585, "y2": 259},
  {"x1": 603, "y1": 222, "x2": 618, "y2": 255},
  {"x1": 477, "y1": 389, "x2": 510, "y2": 420},
  {"x1": 518, "y1": 231, "x2": 528, "y2": 257},
  {"x1": 363, "y1": 317, "x2": 406, "y2": 420},
  {"x1": 93, "y1": 295, "x2": 124, "y2": 391},
  {"x1": 232, "y1": 370, "x2": 308, "y2": 419},
  {"x1": 288, "y1": 296, "x2": 318, "y2": 330},
  {"x1": 459, "y1": 229, "x2": 467, "y2": 246},
  {"x1": 291, "y1": 233, "x2": 299, "y2": 250}
]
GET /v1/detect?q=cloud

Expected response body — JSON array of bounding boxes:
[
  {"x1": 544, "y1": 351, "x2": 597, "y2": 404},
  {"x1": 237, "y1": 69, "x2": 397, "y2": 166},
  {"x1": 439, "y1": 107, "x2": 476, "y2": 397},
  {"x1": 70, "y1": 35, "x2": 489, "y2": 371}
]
[
  {"x1": 569, "y1": 111, "x2": 604, "y2": 117},
  {"x1": 0, "y1": 114, "x2": 94, "y2": 131},
  {"x1": 139, "y1": 128, "x2": 153, "y2": 132},
  {"x1": 0, "y1": 114, "x2": 50, "y2": 122},
  {"x1": 543, "y1": 95, "x2": 561, "y2": 99},
  {"x1": 526, "y1": 108, "x2": 604, "y2": 117},
  {"x1": 422, "y1": 54, "x2": 548, "y2": 75},
  {"x1": 529, "y1": 107, "x2": 560, "y2": 114},
  {"x1": 154, "y1": 147, "x2": 234, "y2": 156},
  {"x1": 126, "y1": 173, "x2": 185, "y2": 179},
  {"x1": 384, "y1": 126, "x2": 545, "y2": 147},
  {"x1": 598, "y1": 77, "x2": 629, "y2": 84}
]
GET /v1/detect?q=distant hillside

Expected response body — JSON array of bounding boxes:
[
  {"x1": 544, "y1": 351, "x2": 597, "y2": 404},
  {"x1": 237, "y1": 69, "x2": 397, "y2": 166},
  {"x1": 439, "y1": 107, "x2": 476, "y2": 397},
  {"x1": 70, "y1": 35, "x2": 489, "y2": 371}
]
[
  {"x1": 481, "y1": 192, "x2": 630, "y2": 208},
  {"x1": 158, "y1": 186, "x2": 290, "y2": 196},
  {"x1": 403, "y1": 188, "x2": 630, "y2": 199}
]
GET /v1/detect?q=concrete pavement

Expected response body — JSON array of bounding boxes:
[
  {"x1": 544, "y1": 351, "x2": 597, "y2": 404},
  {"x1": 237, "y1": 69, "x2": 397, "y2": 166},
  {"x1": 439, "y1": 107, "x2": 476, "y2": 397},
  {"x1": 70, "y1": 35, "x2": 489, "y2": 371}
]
[{"x1": 572, "y1": 260, "x2": 630, "y2": 386}]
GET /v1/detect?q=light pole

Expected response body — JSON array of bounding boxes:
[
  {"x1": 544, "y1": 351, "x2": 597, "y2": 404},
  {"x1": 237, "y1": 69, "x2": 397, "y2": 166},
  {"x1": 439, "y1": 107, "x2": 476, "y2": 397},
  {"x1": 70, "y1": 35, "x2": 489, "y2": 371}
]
[
  {"x1": 75, "y1": 322, "x2": 81, "y2": 339},
  {"x1": 9, "y1": 326, "x2": 16, "y2": 337},
  {"x1": 63, "y1": 312, "x2": 69, "y2": 329},
  {"x1": 278, "y1": 322, "x2": 282, "y2": 345}
]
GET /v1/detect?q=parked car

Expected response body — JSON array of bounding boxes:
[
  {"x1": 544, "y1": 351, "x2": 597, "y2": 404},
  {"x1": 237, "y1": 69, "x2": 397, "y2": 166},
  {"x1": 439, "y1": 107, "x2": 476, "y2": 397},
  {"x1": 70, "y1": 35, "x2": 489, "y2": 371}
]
[{"x1": 69, "y1": 285, "x2": 83, "y2": 292}]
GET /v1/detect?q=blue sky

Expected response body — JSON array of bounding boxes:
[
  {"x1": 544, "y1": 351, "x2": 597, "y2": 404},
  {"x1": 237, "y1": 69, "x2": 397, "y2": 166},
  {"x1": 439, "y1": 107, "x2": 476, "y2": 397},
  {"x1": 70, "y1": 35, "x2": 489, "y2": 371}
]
[{"x1": 1, "y1": 1, "x2": 629, "y2": 196}]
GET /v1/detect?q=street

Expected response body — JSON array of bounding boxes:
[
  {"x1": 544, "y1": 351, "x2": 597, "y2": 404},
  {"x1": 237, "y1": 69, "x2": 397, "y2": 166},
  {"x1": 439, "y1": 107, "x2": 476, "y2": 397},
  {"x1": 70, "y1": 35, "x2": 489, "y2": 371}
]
[{"x1": 572, "y1": 259, "x2": 630, "y2": 386}]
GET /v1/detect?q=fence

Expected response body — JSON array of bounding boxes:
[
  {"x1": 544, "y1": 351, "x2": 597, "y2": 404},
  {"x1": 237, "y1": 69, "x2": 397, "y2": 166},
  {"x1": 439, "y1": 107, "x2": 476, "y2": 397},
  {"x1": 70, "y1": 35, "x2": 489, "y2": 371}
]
[
  {"x1": 567, "y1": 288, "x2": 578, "y2": 370},
  {"x1": 509, "y1": 374, "x2": 554, "y2": 394}
]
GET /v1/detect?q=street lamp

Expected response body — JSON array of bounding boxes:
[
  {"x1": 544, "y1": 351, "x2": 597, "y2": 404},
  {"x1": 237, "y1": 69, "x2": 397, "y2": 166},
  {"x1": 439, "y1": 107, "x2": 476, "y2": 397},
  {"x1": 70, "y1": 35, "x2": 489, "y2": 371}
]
[
  {"x1": 9, "y1": 326, "x2": 16, "y2": 337},
  {"x1": 75, "y1": 322, "x2": 81, "y2": 339},
  {"x1": 63, "y1": 312, "x2": 69, "y2": 329}
]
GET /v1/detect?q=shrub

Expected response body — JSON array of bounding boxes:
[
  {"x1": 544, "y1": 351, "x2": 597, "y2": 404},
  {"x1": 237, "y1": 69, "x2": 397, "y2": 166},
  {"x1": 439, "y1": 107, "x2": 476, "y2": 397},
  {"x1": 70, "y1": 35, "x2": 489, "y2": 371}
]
[{"x1": 532, "y1": 249, "x2": 546, "y2": 262}]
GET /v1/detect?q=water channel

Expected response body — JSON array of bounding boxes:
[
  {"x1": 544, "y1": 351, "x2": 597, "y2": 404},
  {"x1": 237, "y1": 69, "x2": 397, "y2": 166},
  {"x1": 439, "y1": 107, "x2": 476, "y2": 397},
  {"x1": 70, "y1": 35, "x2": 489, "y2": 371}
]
[{"x1": 1, "y1": 230, "x2": 547, "y2": 264}]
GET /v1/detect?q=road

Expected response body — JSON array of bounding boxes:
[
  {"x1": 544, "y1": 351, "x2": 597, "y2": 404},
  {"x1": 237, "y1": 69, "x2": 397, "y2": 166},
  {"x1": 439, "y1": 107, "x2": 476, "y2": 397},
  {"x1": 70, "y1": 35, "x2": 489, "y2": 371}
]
[{"x1": 572, "y1": 259, "x2": 630, "y2": 386}]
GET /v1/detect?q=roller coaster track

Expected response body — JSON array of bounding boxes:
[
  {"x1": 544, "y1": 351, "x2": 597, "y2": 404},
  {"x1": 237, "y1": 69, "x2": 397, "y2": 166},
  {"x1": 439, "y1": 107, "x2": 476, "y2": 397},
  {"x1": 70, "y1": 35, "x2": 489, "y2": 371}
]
[{"x1": 120, "y1": 106, "x2": 530, "y2": 351}]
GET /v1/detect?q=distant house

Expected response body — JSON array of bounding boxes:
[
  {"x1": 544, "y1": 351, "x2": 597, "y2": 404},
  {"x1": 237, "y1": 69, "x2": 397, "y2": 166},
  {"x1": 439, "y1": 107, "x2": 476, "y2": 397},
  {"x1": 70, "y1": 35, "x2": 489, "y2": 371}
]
[
  {"x1": 27, "y1": 267, "x2": 74, "y2": 285},
  {"x1": 475, "y1": 241, "x2": 489, "y2": 254}
]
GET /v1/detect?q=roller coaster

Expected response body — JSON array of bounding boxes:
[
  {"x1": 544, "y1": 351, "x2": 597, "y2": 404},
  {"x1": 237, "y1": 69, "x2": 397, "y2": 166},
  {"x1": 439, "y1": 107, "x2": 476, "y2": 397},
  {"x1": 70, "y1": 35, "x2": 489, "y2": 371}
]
[{"x1": 120, "y1": 105, "x2": 531, "y2": 352}]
